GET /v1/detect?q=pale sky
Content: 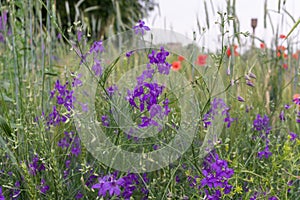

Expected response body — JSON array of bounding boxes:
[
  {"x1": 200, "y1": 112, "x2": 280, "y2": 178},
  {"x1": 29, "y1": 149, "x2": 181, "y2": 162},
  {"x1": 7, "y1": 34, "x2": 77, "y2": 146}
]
[{"x1": 146, "y1": 0, "x2": 300, "y2": 52}]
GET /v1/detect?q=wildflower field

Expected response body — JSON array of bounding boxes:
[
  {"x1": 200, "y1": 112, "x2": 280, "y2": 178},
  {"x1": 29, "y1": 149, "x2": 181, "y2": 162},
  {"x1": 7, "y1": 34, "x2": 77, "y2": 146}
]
[{"x1": 0, "y1": 0, "x2": 300, "y2": 199}]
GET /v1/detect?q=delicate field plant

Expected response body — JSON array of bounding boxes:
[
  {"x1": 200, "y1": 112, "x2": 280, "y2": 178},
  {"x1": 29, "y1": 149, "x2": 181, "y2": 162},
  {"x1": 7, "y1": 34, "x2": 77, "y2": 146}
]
[{"x1": 0, "y1": 0, "x2": 300, "y2": 200}]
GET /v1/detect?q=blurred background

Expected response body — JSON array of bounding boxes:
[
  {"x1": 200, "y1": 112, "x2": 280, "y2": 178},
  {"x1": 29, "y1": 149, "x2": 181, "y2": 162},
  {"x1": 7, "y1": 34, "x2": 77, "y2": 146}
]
[{"x1": 26, "y1": 0, "x2": 300, "y2": 52}]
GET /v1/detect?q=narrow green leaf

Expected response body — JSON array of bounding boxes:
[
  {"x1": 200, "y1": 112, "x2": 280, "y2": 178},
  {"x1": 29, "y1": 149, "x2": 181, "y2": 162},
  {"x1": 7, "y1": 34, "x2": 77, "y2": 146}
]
[
  {"x1": 0, "y1": 115, "x2": 12, "y2": 138},
  {"x1": 286, "y1": 18, "x2": 300, "y2": 39},
  {"x1": 45, "y1": 72, "x2": 58, "y2": 76}
]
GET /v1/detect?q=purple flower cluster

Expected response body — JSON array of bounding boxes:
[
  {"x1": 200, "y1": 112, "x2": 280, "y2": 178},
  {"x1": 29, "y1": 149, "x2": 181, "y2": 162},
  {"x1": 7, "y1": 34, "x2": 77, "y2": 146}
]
[
  {"x1": 47, "y1": 80, "x2": 75, "y2": 127},
  {"x1": 38, "y1": 178, "x2": 49, "y2": 194},
  {"x1": 28, "y1": 154, "x2": 46, "y2": 176},
  {"x1": 92, "y1": 173, "x2": 148, "y2": 200},
  {"x1": 148, "y1": 47, "x2": 172, "y2": 75},
  {"x1": 203, "y1": 98, "x2": 235, "y2": 128},
  {"x1": 89, "y1": 41, "x2": 105, "y2": 76},
  {"x1": 257, "y1": 139, "x2": 272, "y2": 159},
  {"x1": 253, "y1": 114, "x2": 271, "y2": 135},
  {"x1": 50, "y1": 80, "x2": 74, "y2": 111},
  {"x1": 127, "y1": 82, "x2": 169, "y2": 129},
  {"x1": 58, "y1": 131, "x2": 81, "y2": 157},
  {"x1": 133, "y1": 20, "x2": 150, "y2": 35},
  {"x1": 79, "y1": 40, "x2": 105, "y2": 76},
  {"x1": 89, "y1": 40, "x2": 105, "y2": 54},
  {"x1": 126, "y1": 48, "x2": 172, "y2": 129},
  {"x1": 200, "y1": 150, "x2": 234, "y2": 199},
  {"x1": 46, "y1": 74, "x2": 83, "y2": 127},
  {"x1": 101, "y1": 115, "x2": 110, "y2": 127},
  {"x1": 252, "y1": 114, "x2": 272, "y2": 159}
]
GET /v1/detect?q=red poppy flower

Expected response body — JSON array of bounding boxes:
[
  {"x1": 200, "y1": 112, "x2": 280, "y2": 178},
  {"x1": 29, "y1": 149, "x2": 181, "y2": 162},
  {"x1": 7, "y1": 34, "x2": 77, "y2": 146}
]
[
  {"x1": 279, "y1": 34, "x2": 286, "y2": 39},
  {"x1": 195, "y1": 54, "x2": 208, "y2": 66},
  {"x1": 260, "y1": 43, "x2": 266, "y2": 49},
  {"x1": 292, "y1": 52, "x2": 299, "y2": 60},
  {"x1": 283, "y1": 63, "x2": 288, "y2": 69},
  {"x1": 277, "y1": 52, "x2": 281, "y2": 57},
  {"x1": 277, "y1": 46, "x2": 286, "y2": 51},
  {"x1": 226, "y1": 45, "x2": 239, "y2": 57},
  {"x1": 276, "y1": 46, "x2": 287, "y2": 58},
  {"x1": 178, "y1": 55, "x2": 185, "y2": 62},
  {"x1": 172, "y1": 61, "x2": 181, "y2": 71}
]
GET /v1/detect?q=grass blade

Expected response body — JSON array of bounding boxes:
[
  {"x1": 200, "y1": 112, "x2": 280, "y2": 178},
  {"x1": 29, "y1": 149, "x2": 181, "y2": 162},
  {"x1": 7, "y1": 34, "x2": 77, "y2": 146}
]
[{"x1": 286, "y1": 18, "x2": 300, "y2": 38}]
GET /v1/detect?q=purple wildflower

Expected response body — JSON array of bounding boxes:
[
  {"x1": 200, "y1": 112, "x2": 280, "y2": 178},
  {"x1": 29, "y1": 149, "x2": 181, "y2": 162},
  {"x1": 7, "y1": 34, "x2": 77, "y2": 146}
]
[
  {"x1": 89, "y1": 40, "x2": 104, "y2": 54},
  {"x1": 245, "y1": 74, "x2": 250, "y2": 81},
  {"x1": 92, "y1": 175, "x2": 124, "y2": 197},
  {"x1": 285, "y1": 104, "x2": 291, "y2": 109},
  {"x1": 79, "y1": 53, "x2": 88, "y2": 65},
  {"x1": 289, "y1": 132, "x2": 298, "y2": 141},
  {"x1": 200, "y1": 150, "x2": 234, "y2": 198},
  {"x1": 79, "y1": 102, "x2": 88, "y2": 112},
  {"x1": 136, "y1": 64, "x2": 155, "y2": 84},
  {"x1": 0, "y1": 11, "x2": 9, "y2": 43},
  {"x1": 77, "y1": 30, "x2": 83, "y2": 42},
  {"x1": 279, "y1": 111, "x2": 285, "y2": 121},
  {"x1": 237, "y1": 96, "x2": 245, "y2": 102},
  {"x1": 163, "y1": 98, "x2": 171, "y2": 116},
  {"x1": 47, "y1": 80, "x2": 75, "y2": 127},
  {"x1": 39, "y1": 178, "x2": 49, "y2": 194},
  {"x1": 148, "y1": 47, "x2": 172, "y2": 75},
  {"x1": 107, "y1": 85, "x2": 118, "y2": 97},
  {"x1": 92, "y1": 59, "x2": 103, "y2": 76},
  {"x1": 28, "y1": 154, "x2": 45, "y2": 176},
  {"x1": 268, "y1": 196, "x2": 278, "y2": 200},
  {"x1": 249, "y1": 72, "x2": 257, "y2": 79},
  {"x1": 101, "y1": 115, "x2": 110, "y2": 127},
  {"x1": 246, "y1": 80, "x2": 255, "y2": 87},
  {"x1": 126, "y1": 51, "x2": 134, "y2": 57},
  {"x1": 72, "y1": 73, "x2": 82, "y2": 87},
  {"x1": 133, "y1": 20, "x2": 150, "y2": 35},
  {"x1": 65, "y1": 160, "x2": 71, "y2": 168},
  {"x1": 71, "y1": 136, "x2": 81, "y2": 157},
  {"x1": 258, "y1": 144, "x2": 272, "y2": 159},
  {"x1": 253, "y1": 114, "x2": 271, "y2": 135},
  {"x1": 85, "y1": 170, "x2": 98, "y2": 187},
  {"x1": 250, "y1": 193, "x2": 258, "y2": 200},
  {"x1": 203, "y1": 98, "x2": 235, "y2": 128},
  {"x1": 10, "y1": 181, "x2": 21, "y2": 199},
  {"x1": 149, "y1": 104, "x2": 163, "y2": 119},
  {"x1": 75, "y1": 192, "x2": 83, "y2": 199},
  {"x1": 58, "y1": 131, "x2": 81, "y2": 157},
  {"x1": 0, "y1": 186, "x2": 4, "y2": 200}
]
